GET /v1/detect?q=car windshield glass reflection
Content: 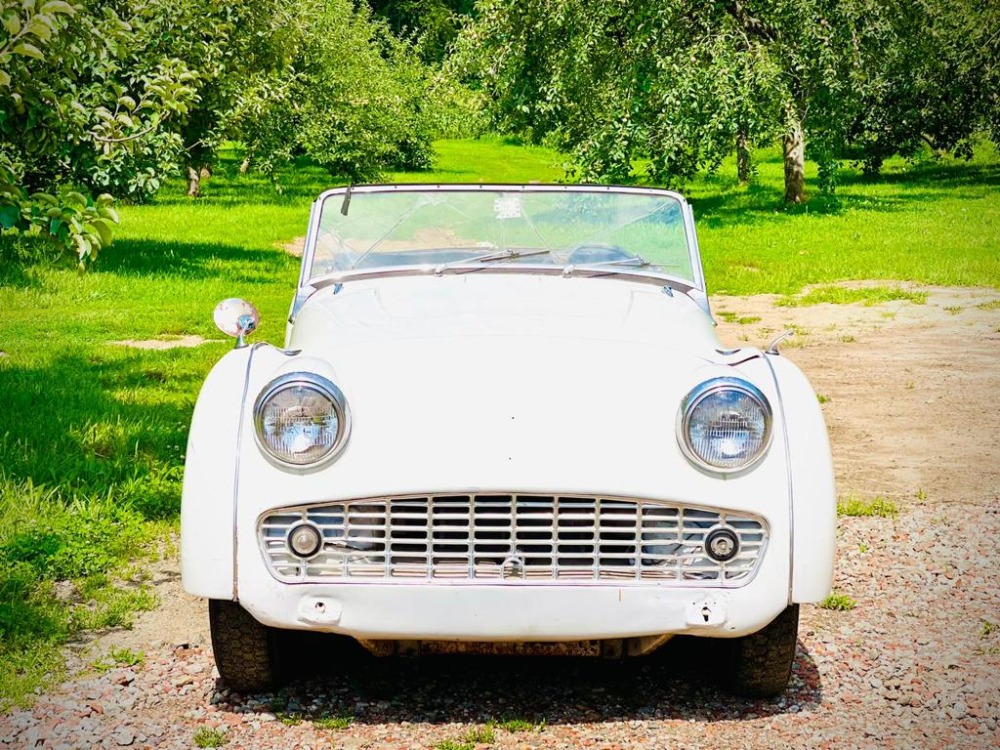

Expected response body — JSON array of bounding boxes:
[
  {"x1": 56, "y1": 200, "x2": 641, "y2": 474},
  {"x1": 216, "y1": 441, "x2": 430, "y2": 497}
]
[{"x1": 310, "y1": 188, "x2": 694, "y2": 284}]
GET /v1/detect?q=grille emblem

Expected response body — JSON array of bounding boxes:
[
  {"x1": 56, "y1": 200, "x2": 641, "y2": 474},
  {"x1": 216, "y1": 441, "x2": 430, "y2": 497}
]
[{"x1": 501, "y1": 556, "x2": 525, "y2": 580}]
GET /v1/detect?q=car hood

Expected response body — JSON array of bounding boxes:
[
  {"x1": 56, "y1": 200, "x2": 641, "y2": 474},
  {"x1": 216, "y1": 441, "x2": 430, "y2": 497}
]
[
  {"x1": 288, "y1": 274, "x2": 719, "y2": 353},
  {"x1": 248, "y1": 273, "x2": 780, "y2": 501}
]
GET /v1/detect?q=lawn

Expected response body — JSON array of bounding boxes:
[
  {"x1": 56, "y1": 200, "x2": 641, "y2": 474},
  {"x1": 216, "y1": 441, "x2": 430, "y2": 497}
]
[{"x1": 0, "y1": 136, "x2": 997, "y2": 707}]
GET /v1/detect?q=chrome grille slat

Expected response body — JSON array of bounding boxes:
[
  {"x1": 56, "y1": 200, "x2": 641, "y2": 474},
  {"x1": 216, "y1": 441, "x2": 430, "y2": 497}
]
[{"x1": 258, "y1": 494, "x2": 767, "y2": 586}]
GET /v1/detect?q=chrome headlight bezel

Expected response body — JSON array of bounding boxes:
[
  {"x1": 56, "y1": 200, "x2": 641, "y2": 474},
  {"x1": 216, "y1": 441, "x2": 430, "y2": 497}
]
[
  {"x1": 677, "y1": 377, "x2": 773, "y2": 473},
  {"x1": 253, "y1": 372, "x2": 351, "y2": 469}
]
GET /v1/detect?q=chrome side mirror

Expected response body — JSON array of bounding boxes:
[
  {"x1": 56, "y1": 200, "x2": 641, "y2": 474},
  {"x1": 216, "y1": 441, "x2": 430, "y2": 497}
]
[{"x1": 214, "y1": 298, "x2": 260, "y2": 349}]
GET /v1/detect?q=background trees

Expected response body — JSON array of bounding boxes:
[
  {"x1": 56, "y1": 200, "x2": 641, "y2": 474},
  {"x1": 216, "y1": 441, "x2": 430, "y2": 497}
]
[
  {"x1": 0, "y1": 0, "x2": 469, "y2": 264},
  {"x1": 459, "y1": 0, "x2": 998, "y2": 203},
  {"x1": 2, "y1": 0, "x2": 996, "y2": 268}
]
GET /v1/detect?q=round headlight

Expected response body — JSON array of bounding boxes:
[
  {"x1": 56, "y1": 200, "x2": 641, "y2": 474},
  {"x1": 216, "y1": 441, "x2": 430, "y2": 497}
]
[
  {"x1": 254, "y1": 373, "x2": 350, "y2": 467},
  {"x1": 678, "y1": 378, "x2": 772, "y2": 472}
]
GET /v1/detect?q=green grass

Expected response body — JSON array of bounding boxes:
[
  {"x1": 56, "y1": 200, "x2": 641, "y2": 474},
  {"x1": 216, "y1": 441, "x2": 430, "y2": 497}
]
[
  {"x1": 92, "y1": 647, "x2": 144, "y2": 672},
  {"x1": 193, "y1": 726, "x2": 228, "y2": 748},
  {"x1": 775, "y1": 285, "x2": 928, "y2": 307},
  {"x1": 313, "y1": 714, "x2": 354, "y2": 729},
  {"x1": 715, "y1": 310, "x2": 762, "y2": 324},
  {"x1": 819, "y1": 592, "x2": 858, "y2": 611},
  {"x1": 434, "y1": 725, "x2": 497, "y2": 750},
  {"x1": 494, "y1": 717, "x2": 546, "y2": 733},
  {"x1": 686, "y1": 141, "x2": 1000, "y2": 295},
  {"x1": 837, "y1": 495, "x2": 900, "y2": 518},
  {"x1": 1, "y1": 135, "x2": 997, "y2": 707}
]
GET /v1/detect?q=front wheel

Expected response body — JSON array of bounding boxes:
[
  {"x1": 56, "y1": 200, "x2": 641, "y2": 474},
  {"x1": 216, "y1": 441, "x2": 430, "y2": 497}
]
[
  {"x1": 726, "y1": 604, "x2": 799, "y2": 698},
  {"x1": 209, "y1": 599, "x2": 280, "y2": 693}
]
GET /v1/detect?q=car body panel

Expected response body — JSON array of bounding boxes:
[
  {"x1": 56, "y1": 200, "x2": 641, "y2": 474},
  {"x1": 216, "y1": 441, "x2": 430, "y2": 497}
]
[{"x1": 181, "y1": 185, "x2": 836, "y2": 647}]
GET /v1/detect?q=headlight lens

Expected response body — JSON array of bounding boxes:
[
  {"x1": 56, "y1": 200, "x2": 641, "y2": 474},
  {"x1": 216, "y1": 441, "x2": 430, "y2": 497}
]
[
  {"x1": 678, "y1": 378, "x2": 772, "y2": 472},
  {"x1": 254, "y1": 373, "x2": 350, "y2": 467}
]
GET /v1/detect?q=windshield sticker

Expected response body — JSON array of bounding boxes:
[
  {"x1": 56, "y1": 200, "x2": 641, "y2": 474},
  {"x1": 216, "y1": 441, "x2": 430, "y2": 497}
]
[{"x1": 493, "y1": 195, "x2": 522, "y2": 220}]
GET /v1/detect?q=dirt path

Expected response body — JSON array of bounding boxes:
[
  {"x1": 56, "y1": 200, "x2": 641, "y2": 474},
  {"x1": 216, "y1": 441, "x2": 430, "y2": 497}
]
[{"x1": 3, "y1": 284, "x2": 999, "y2": 749}]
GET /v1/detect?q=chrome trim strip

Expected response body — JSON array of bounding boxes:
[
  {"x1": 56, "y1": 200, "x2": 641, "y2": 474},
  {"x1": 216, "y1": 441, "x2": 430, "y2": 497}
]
[
  {"x1": 231, "y1": 342, "x2": 263, "y2": 600},
  {"x1": 682, "y1": 201, "x2": 711, "y2": 316},
  {"x1": 308, "y1": 265, "x2": 698, "y2": 295},
  {"x1": 763, "y1": 352, "x2": 796, "y2": 604}
]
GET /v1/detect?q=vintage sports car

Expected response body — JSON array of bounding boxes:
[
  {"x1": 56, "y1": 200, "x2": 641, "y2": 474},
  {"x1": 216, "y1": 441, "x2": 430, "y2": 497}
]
[{"x1": 181, "y1": 184, "x2": 835, "y2": 697}]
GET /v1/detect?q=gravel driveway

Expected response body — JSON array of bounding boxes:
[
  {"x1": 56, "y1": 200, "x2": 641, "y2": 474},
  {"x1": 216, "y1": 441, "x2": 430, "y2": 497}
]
[{"x1": 2, "y1": 285, "x2": 998, "y2": 750}]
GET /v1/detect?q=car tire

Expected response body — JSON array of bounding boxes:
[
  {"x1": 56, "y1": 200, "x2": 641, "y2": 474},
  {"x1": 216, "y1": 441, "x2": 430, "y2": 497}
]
[
  {"x1": 209, "y1": 599, "x2": 280, "y2": 693},
  {"x1": 726, "y1": 603, "x2": 799, "y2": 698}
]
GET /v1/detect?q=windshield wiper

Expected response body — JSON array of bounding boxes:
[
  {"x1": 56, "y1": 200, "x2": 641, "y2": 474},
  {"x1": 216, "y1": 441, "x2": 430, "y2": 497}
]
[{"x1": 433, "y1": 247, "x2": 554, "y2": 273}]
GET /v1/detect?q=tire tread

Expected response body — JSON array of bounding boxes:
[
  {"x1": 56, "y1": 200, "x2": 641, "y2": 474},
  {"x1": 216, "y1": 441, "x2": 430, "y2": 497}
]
[
  {"x1": 728, "y1": 603, "x2": 799, "y2": 698},
  {"x1": 208, "y1": 599, "x2": 277, "y2": 693}
]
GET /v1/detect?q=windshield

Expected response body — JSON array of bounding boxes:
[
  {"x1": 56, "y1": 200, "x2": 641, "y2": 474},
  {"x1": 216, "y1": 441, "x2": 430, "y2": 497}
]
[{"x1": 307, "y1": 185, "x2": 696, "y2": 286}]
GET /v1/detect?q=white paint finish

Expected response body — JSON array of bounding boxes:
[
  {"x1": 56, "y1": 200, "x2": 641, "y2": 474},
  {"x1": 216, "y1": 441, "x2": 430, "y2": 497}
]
[
  {"x1": 236, "y1": 569, "x2": 790, "y2": 640},
  {"x1": 767, "y1": 355, "x2": 838, "y2": 602},
  {"x1": 180, "y1": 347, "x2": 253, "y2": 599},
  {"x1": 287, "y1": 274, "x2": 716, "y2": 352},
  {"x1": 183, "y1": 248, "x2": 836, "y2": 640}
]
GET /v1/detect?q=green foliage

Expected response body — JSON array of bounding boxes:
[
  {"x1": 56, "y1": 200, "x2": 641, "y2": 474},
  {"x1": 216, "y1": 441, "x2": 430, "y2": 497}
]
[
  {"x1": 852, "y1": 0, "x2": 1000, "y2": 173},
  {"x1": 0, "y1": 0, "x2": 201, "y2": 265},
  {"x1": 715, "y1": 311, "x2": 761, "y2": 325},
  {"x1": 819, "y1": 592, "x2": 858, "y2": 611},
  {"x1": 313, "y1": 714, "x2": 354, "y2": 729},
  {"x1": 230, "y1": 0, "x2": 475, "y2": 184},
  {"x1": 459, "y1": 0, "x2": 998, "y2": 200},
  {"x1": 92, "y1": 647, "x2": 144, "y2": 672},
  {"x1": 368, "y1": 1, "x2": 475, "y2": 63},
  {"x1": 193, "y1": 727, "x2": 228, "y2": 748},
  {"x1": 836, "y1": 495, "x2": 899, "y2": 518},
  {"x1": 434, "y1": 725, "x2": 496, "y2": 750},
  {"x1": 494, "y1": 717, "x2": 545, "y2": 733}
]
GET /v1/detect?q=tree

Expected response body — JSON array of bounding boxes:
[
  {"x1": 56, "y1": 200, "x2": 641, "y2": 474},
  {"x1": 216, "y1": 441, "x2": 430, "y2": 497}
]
[
  {"x1": 460, "y1": 0, "x2": 995, "y2": 203},
  {"x1": 850, "y1": 0, "x2": 1000, "y2": 175},
  {"x1": 368, "y1": 0, "x2": 475, "y2": 62},
  {"x1": 229, "y1": 0, "x2": 451, "y2": 183},
  {"x1": 1, "y1": 0, "x2": 199, "y2": 265}
]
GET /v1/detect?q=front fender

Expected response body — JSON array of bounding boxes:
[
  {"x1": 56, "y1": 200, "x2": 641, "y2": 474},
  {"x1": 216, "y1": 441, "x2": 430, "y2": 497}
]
[
  {"x1": 766, "y1": 354, "x2": 837, "y2": 602},
  {"x1": 180, "y1": 345, "x2": 257, "y2": 599}
]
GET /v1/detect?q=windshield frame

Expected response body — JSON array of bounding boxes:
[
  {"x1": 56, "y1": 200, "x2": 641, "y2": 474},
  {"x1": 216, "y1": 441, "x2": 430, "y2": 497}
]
[{"x1": 293, "y1": 183, "x2": 709, "y2": 317}]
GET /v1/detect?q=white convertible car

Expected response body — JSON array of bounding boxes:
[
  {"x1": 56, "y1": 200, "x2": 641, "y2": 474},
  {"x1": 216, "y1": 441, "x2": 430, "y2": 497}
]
[{"x1": 181, "y1": 184, "x2": 835, "y2": 697}]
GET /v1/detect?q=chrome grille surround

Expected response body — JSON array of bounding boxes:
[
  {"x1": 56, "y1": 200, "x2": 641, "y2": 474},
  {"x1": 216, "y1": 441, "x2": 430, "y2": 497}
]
[{"x1": 258, "y1": 494, "x2": 767, "y2": 586}]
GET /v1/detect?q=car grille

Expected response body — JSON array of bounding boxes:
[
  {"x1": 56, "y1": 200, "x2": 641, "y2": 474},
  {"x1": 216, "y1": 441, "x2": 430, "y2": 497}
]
[{"x1": 258, "y1": 494, "x2": 767, "y2": 586}]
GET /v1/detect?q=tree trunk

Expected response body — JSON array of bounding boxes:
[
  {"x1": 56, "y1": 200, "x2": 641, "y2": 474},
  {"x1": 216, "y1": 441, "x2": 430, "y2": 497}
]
[
  {"x1": 737, "y1": 130, "x2": 751, "y2": 185},
  {"x1": 782, "y1": 121, "x2": 805, "y2": 204},
  {"x1": 187, "y1": 165, "x2": 201, "y2": 198}
]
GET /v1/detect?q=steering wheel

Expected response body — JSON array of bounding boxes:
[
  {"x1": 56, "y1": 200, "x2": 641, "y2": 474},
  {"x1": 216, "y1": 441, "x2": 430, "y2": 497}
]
[{"x1": 566, "y1": 243, "x2": 632, "y2": 264}]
